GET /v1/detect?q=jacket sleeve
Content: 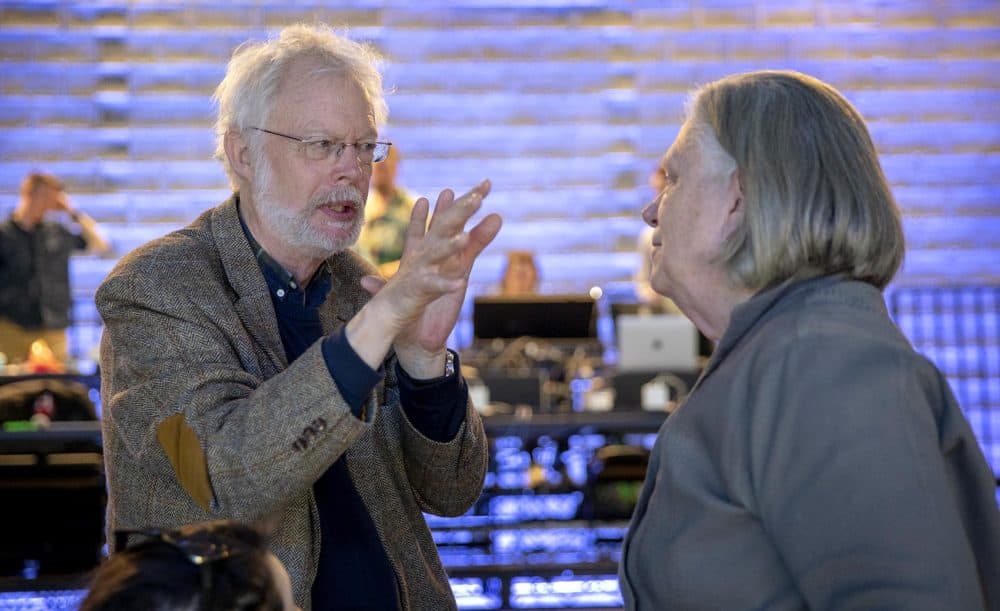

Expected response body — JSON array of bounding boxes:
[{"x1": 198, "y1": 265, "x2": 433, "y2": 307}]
[
  {"x1": 386, "y1": 360, "x2": 488, "y2": 517},
  {"x1": 97, "y1": 256, "x2": 371, "y2": 522},
  {"x1": 748, "y1": 325, "x2": 995, "y2": 610}
]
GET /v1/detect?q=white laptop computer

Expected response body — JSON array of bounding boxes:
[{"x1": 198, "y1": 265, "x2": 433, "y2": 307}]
[{"x1": 616, "y1": 314, "x2": 700, "y2": 372}]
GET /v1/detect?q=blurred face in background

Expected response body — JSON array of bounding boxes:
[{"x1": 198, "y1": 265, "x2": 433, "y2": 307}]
[
  {"x1": 501, "y1": 252, "x2": 539, "y2": 296},
  {"x1": 370, "y1": 144, "x2": 399, "y2": 194},
  {"x1": 649, "y1": 166, "x2": 667, "y2": 194},
  {"x1": 17, "y1": 178, "x2": 68, "y2": 227},
  {"x1": 34, "y1": 184, "x2": 66, "y2": 213}
]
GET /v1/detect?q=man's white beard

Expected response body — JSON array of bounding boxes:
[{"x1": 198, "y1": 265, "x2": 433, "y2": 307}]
[{"x1": 251, "y1": 156, "x2": 365, "y2": 260}]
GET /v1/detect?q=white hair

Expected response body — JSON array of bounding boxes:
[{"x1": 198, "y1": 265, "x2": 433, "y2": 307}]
[{"x1": 212, "y1": 23, "x2": 388, "y2": 189}]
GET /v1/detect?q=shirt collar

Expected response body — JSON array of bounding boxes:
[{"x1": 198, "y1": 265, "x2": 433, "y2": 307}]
[{"x1": 236, "y1": 197, "x2": 332, "y2": 308}]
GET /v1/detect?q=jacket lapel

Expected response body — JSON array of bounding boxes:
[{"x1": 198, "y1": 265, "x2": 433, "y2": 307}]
[
  {"x1": 210, "y1": 195, "x2": 288, "y2": 372},
  {"x1": 320, "y1": 250, "x2": 369, "y2": 331},
  {"x1": 209, "y1": 196, "x2": 378, "y2": 378}
]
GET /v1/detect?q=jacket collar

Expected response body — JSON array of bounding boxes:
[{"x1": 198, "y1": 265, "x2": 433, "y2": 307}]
[
  {"x1": 211, "y1": 194, "x2": 288, "y2": 369},
  {"x1": 693, "y1": 273, "x2": 877, "y2": 391}
]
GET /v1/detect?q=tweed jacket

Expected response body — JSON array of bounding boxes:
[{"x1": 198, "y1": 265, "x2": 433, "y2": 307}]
[
  {"x1": 97, "y1": 195, "x2": 488, "y2": 610},
  {"x1": 620, "y1": 275, "x2": 1000, "y2": 610}
]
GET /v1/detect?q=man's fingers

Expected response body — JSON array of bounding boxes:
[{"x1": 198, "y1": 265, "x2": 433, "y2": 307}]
[
  {"x1": 426, "y1": 189, "x2": 456, "y2": 233},
  {"x1": 455, "y1": 179, "x2": 491, "y2": 205},
  {"x1": 403, "y1": 197, "x2": 430, "y2": 258},
  {"x1": 466, "y1": 213, "x2": 503, "y2": 259},
  {"x1": 435, "y1": 213, "x2": 501, "y2": 279},
  {"x1": 397, "y1": 181, "x2": 497, "y2": 296},
  {"x1": 416, "y1": 232, "x2": 467, "y2": 268},
  {"x1": 360, "y1": 275, "x2": 387, "y2": 296},
  {"x1": 427, "y1": 179, "x2": 490, "y2": 234},
  {"x1": 404, "y1": 198, "x2": 430, "y2": 245},
  {"x1": 444, "y1": 179, "x2": 491, "y2": 216}
]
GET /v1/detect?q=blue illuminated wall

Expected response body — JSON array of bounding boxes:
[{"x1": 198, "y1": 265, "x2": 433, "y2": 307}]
[{"x1": 0, "y1": 3, "x2": 998, "y2": 456}]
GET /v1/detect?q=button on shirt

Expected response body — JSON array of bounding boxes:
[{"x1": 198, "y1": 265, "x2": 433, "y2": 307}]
[{"x1": 239, "y1": 210, "x2": 468, "y2": 610}]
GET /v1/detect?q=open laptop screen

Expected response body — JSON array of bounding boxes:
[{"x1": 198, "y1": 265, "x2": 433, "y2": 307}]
[{"x1": 615, "y1": 313, "x2": 699, "y2": 372}]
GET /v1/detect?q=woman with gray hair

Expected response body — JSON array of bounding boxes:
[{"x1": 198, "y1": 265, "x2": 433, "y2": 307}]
[{"x1": 621, "y1": 70, "x2": 1000, "y2": 610}]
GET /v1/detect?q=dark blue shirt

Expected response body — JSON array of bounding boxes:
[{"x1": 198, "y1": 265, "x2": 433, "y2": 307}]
[{"x1": 238, "y1": 208, "x2": 467, "y2": 610}]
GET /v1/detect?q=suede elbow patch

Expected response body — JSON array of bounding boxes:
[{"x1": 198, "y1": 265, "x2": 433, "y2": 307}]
[{"x1": 156, "y1": 413, "x2": 214, "y2": 512}]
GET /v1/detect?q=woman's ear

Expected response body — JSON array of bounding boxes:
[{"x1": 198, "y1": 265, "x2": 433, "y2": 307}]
[{"x1": 720, "y1": 168, "x2": 744, "y2": 240}]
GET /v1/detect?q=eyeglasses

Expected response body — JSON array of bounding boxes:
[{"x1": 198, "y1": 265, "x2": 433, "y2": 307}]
[
  {"x1": 114, "y1": 527, "x2": 243, "y2": 564},
  {"x1": 248, "y1": 127, "x2": 391, "y2": 164},
  {"x1": 114, "y1": 528, "x2": 247, "y2": 610}
]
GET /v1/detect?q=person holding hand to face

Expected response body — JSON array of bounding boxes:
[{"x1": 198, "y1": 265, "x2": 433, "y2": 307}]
[{"x1": 0, "y1": 172, "x2": 110, "y2": 364}]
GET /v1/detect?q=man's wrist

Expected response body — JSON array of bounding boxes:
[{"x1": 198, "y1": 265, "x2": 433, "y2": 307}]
[
  {"x1": 365, "y1": 289, "x2": 410, "y2": 337},
  {"x1": 345, "y1": 297, "x2": 408, "y2": 370},
  {"x1": 396, "y1": 346, "x2": 448, "y2": 381}
]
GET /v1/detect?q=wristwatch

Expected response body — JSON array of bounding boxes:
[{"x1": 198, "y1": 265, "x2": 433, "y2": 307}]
[{"x1": 444, "y1": 350, "x2": 456, "y2": 377}]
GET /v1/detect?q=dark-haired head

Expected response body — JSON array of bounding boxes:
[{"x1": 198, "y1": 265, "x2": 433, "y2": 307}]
[{"x1": 80, "y1": 520, "x2": 295, "y2": 611}]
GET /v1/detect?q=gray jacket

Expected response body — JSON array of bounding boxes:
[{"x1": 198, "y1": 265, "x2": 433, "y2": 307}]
[
  {"x1": 97, "y1": 196, "x2": 488, "y2": 610},
  {"x1": 620, "y1": 275, "x2": 1000, "y2": 610}
]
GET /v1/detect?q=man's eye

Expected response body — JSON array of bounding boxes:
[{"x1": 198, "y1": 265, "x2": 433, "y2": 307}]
[
  {"x1": 358, "y1": 142, "x2": 377, "y2": 154},
  {"x1": 312, "y1": 140, "x2": 336, "y2": 153}
]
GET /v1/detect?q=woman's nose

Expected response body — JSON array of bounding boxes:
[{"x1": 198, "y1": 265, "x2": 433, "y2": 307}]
[{"x1": 641, "y1": 199, "x2": 658, "y2": 227}]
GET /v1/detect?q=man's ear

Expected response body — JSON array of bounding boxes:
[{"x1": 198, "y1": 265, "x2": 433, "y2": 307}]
[
  {"x1": 224, "y1": 130, "x2": 254, "y2": 183},
  {"x1": 720, "y1": 168, "x2": 744, "y2": 240}
]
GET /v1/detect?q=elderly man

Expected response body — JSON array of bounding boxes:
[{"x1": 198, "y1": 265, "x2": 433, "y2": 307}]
[
  {"x1": 621, "y1": 70, "x2": 1000, "y2": 610},
  {"x1": 97, "y1": 24, "x2": 501, "y2": 610}
]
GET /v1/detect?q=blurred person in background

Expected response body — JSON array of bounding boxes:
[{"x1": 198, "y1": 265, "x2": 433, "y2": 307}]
[
  {"x1": 621, "y1": 70, "x2": 1000, "y2": 610},
  {"x1": 498, "y1": 250, "x2": 539, "y2": 296},
  {"x1": 356, "y1": 144, "x2": 416, "y2": 277},
  {"x1": 97, "y1": 24, "x2": 501, "y2": 610},
  {"x1": 0, "y1": 172, "x2": 110, "y2": 365}
]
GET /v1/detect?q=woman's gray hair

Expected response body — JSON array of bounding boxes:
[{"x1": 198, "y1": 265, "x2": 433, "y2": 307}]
[
  {"x1": 688, "y1": 70, "x2": 904, "y2": 290},
  {"x1": 212, "y1": 23, "x2": 388, "y2": 189}
]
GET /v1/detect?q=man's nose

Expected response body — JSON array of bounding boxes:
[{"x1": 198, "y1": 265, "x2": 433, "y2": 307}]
[{"x1": 327, "y1": 148, "x2": 366, "y2": 181}]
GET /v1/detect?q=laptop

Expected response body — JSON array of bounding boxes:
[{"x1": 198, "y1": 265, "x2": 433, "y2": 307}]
[{"x1": 615, "y1": 314, "x2": 700, "y2": 372}]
